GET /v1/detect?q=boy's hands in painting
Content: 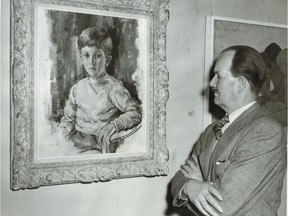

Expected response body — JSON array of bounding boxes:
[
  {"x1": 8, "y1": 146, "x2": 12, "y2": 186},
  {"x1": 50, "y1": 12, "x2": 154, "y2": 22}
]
[{"x1": 96, "y1": 123, "x2": 117, "y2": 153}]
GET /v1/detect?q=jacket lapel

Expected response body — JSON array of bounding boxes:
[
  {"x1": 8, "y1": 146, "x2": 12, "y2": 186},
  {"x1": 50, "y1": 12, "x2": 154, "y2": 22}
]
[
  {"x1": 208, "y1": 103, "x2": 263, "y2": 181},
  {"x1": 199, "y1": 127, "x2": 217, "y2": 180}
]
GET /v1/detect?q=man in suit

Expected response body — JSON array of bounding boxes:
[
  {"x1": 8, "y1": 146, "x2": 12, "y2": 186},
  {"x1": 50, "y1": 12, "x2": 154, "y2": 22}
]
[{"x1": 171, "y1": 45, "x2": 287, "y2": 216}]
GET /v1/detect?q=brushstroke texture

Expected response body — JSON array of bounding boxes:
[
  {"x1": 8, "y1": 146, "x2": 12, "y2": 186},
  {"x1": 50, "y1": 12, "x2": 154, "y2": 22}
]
[{"x1": 47, "y1": 10, "x2": 140, "y2": 122}]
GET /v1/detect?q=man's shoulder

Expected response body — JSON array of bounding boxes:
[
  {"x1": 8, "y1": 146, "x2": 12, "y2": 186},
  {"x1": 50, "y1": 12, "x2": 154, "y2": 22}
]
[
  {"x1": 249, "y1": 113, "x2": 284, "y2": 133},
  {"x1": 244, "y1": 103, "x2": 282, "y2": 128},
  {"x1": 237, "y1": 107, "x2": 286, "y2": 147}
]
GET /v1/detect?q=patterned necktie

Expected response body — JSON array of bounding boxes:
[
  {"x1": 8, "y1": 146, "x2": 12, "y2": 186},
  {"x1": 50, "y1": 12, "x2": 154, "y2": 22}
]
[{"x1": 214, "y1": 114, "x2": 229, "y2": 140}]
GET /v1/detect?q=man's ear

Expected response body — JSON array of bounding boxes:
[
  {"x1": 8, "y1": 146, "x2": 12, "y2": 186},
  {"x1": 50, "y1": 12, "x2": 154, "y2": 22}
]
[
  {"x1": 237, "y1": 76, "x2": 247, "y2": 93},
  {"x1": 106, "y1": 55, "x2": 112, "y2": 67}
]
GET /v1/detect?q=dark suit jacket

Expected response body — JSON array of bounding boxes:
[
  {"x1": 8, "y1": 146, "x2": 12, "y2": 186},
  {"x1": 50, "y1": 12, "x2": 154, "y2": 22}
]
[{"x1": 171, "y1": 103, "x2": 287, "y2": 216}]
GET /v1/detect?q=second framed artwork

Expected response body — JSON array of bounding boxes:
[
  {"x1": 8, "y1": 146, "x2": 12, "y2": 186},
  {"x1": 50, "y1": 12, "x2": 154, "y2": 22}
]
[
  {"x1": 204, "y1": 16, "x2": 287, "y2": 127},
  {"x1": 11, "y1": 0, "x2": 170, "y2": 190}
]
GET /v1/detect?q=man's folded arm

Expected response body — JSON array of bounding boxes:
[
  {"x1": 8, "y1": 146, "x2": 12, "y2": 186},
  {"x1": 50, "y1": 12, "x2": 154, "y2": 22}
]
[{"x1": 171, "y1": 134, "x2": 205, "y2": 207}]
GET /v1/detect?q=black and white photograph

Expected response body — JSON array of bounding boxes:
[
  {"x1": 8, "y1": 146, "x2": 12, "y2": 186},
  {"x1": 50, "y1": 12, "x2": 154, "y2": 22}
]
[{"x1": 1, "y1": 0, "x2": 287, "y2": 216}]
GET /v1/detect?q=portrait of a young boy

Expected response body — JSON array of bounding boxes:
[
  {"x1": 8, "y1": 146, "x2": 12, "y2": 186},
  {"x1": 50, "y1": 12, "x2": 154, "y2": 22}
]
[
  {"x1": 59, "y1": 27, "x2": 142, "y2": 154},
  {"x1": 34, "y1": 9, "x2": 148, "y2": 158}
]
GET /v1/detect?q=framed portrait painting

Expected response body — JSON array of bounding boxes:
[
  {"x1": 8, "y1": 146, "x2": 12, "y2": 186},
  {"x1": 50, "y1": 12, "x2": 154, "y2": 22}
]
[
  {"x1": 11, "y1": 0, "x2": 170, "y2": 190},
  {"x1": 204, "y1": 16, "x2": 287, "y2": 128}
]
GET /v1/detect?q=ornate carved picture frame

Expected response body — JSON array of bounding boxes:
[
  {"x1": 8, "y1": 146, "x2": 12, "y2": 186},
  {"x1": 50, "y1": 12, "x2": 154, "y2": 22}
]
[{"x1": 10, "y1": 0, "x2": 170, "y2": 190}]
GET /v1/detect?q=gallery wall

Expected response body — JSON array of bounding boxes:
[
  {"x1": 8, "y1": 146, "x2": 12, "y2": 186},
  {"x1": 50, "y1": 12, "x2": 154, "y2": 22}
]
[{"x1": 1, "y1": 0, "x2": 287, "y2": 215}]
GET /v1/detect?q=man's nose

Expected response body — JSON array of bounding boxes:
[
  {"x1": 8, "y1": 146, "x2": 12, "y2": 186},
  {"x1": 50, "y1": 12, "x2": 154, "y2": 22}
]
[{"x1": 209, "y1": 76, "x2": 216, "y2": 87}]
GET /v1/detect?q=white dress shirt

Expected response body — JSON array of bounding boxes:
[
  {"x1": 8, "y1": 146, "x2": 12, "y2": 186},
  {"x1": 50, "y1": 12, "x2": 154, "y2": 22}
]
[{"x1": 221, "y1": 101, "x2": 257, "y2": 134}]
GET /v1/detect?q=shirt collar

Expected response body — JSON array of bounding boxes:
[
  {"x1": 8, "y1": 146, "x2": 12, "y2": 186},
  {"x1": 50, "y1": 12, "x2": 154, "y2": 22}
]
[
  {"x1": 221, "y1": 101, "x2": 257, "y2": 133},
  {"x1": 228, "y1": 101, "x2": 257, "y2": 124}
]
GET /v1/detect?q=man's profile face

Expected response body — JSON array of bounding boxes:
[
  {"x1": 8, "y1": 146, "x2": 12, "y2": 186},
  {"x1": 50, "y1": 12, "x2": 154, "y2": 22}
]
[
  {"x1": 81, "y1": 46, "x2": 109, "y2": 78},
  {"x1": 209, "y1": 50, "x2": 238, "y2": 112}
]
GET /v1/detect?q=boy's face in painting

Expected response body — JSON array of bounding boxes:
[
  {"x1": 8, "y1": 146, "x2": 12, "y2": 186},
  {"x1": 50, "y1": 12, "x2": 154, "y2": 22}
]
[{"x1": 80, "y1": 45, "x2": 111, "y2": 79}]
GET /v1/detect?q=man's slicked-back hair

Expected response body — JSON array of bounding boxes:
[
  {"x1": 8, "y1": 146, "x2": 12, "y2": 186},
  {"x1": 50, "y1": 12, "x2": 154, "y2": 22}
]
[
  {"x1": 222, "y1": 45, "x2": 267, "y2": 94},
  {"x1": 77, "y1": 27, "x2": 113, "y2": 56}
]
